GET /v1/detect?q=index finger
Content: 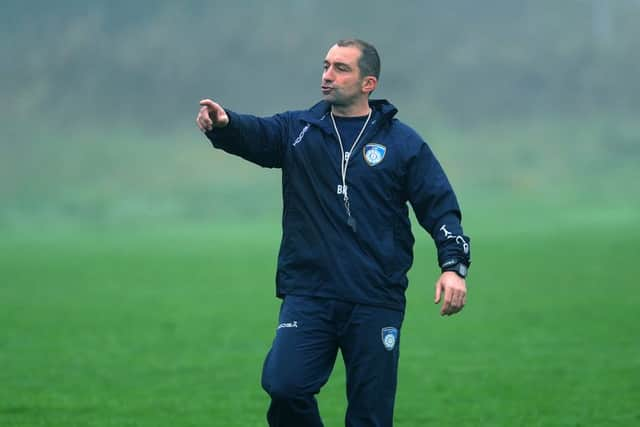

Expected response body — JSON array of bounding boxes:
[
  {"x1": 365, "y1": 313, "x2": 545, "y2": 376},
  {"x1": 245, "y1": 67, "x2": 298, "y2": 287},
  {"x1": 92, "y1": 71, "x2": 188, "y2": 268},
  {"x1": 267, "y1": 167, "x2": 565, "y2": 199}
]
[{"x1": 199, "y1": 99, "x2": 218, "y2": 110}]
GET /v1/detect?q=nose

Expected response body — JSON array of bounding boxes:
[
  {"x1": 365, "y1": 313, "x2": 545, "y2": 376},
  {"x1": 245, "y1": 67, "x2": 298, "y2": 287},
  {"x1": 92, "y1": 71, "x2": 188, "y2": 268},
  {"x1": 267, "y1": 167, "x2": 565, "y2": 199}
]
[{"x1": 322, "y1": 67, "x2": 334, "y2": 82}]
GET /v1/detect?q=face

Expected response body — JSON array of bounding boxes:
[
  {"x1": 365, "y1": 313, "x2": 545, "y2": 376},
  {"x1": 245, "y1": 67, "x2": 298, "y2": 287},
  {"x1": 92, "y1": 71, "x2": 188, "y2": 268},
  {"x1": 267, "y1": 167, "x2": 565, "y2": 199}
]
[{"x1": 321, "y1": 45, "x2": 376, "y2": 108}]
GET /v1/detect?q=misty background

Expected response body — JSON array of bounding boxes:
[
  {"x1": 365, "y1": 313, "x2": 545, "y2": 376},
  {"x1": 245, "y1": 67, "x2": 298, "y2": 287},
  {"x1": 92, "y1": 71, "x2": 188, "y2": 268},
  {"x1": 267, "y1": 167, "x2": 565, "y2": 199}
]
[{"x1": 1, "y1": 0, "x2": 639, "y2": 228}]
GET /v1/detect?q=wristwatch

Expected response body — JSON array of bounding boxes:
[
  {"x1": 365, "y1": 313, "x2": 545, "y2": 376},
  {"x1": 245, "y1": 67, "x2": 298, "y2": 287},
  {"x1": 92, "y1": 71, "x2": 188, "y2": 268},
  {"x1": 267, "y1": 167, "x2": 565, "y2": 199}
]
[{"x1": 441, "y1": 262, "x2": 468, "y2": 278}]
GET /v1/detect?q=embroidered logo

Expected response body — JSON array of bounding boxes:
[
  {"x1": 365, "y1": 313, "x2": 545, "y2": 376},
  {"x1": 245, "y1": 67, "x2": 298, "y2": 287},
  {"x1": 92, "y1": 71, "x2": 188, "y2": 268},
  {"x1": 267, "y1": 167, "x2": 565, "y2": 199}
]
[
  {"x1": 293, "y1": 124, "x2": 310, "y2": 146},
  {"x1": 381, "y1": 327, "x2": 398, "y2": 351},
  {"x1": 277, "y1": 321, "x2": 298, "y2": 330},
  {"x1": 440, "y1": 224, "x2": 470, "y2": 255},
  {"x1": 363, "y1": 143, "x2": 387, "y2": 166}
]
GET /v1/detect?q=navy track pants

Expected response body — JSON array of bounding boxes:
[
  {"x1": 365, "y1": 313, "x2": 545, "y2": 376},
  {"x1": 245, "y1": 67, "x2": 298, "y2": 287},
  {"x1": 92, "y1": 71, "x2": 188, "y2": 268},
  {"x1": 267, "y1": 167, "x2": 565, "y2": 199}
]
[{"x1": 261, "y1": 295, "x2": 404, "y2": 427}]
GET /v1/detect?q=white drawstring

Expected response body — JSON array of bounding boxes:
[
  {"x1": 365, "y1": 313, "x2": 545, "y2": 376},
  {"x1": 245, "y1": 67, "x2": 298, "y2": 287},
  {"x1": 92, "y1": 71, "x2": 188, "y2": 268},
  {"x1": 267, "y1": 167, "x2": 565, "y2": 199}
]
[{"x1": 330, "y1": 109, "x2": 372, "y2": 231}]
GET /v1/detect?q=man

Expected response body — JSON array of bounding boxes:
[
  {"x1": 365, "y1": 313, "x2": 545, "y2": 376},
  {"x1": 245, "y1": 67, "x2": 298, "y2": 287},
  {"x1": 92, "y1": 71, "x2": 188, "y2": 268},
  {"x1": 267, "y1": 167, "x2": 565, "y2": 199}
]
[{"x1": 196, "y1": 39, "x2": 471, "y2": 427}]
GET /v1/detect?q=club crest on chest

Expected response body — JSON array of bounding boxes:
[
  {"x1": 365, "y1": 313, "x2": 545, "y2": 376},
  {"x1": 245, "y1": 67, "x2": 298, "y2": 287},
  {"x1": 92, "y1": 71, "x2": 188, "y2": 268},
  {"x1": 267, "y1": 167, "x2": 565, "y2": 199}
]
[{"x1": 363, "y1": 143, "x2": 387, "y2": 167}]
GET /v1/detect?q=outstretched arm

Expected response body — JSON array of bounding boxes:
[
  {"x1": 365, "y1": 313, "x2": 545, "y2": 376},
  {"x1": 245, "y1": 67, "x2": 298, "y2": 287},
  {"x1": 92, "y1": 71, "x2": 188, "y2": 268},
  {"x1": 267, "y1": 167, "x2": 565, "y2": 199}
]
[{"x1": 195, "y1": 98, "x2": 287, "y2": 168}]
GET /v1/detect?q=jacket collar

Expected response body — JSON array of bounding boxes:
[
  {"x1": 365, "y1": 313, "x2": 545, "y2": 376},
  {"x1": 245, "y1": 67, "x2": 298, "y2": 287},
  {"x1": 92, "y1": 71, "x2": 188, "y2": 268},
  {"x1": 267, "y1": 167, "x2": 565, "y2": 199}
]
[{"x1": 300, "y1": 99, "x2": 398, "y2": 134}]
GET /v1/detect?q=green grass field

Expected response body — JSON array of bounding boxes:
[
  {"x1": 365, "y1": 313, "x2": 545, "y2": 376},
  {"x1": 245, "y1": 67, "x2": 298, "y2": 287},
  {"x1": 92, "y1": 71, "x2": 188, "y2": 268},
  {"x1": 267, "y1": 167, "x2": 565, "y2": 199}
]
[{"x1": 1, "y1": 209, "x2": 639, "y2": 427}]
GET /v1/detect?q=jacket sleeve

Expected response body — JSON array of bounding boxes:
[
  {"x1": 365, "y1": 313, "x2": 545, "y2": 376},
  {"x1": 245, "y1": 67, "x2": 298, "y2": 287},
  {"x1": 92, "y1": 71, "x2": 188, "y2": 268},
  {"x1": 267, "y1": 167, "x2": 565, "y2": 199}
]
[
  {"x1": 204, "y1": 110, "x2": 288, "y2": 168},
  {"x1": 406, "y1": 141, "x2": 471, "y2": 269}
]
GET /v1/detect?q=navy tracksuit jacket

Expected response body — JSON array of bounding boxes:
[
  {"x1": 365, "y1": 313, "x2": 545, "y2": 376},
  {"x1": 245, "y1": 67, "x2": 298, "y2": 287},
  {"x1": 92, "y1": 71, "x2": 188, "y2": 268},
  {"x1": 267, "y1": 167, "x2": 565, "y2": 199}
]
[{"x1": 205, "y1": 99, "x2": 470, "y2": 312}]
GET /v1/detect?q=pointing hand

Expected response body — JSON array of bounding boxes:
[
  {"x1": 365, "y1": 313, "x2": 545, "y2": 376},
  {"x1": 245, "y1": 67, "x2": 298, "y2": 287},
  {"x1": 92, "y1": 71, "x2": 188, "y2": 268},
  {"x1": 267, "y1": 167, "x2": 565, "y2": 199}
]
[{"x1": 196, "y1": 99, "x2": 229, "y2": 132}]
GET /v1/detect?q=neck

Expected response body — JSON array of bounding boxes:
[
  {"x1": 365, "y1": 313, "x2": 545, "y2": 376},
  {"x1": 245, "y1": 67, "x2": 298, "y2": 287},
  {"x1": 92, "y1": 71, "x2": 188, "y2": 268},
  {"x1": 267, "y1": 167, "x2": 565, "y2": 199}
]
[{"x1": 331, "y1": 101, "x2": 371, "y2": 117}]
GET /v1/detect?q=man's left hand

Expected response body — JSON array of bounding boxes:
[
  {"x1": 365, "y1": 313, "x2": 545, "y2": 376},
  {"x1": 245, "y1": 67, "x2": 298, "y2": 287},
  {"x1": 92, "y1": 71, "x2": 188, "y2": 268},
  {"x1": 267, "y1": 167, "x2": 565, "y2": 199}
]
[{"x1": 434, "y1": 272, "x2": 467, "y2": 316}]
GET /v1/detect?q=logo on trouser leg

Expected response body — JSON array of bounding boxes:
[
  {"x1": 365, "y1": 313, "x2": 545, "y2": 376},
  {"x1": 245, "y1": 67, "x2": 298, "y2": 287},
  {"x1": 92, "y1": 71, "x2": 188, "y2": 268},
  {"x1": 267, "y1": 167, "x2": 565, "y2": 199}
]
[
  {"x1": 277, "y1": 321, "x2": 298, "y2": 329},
  {"x1": 381, "y1": 327, "x2": 398, "y2": 351}
]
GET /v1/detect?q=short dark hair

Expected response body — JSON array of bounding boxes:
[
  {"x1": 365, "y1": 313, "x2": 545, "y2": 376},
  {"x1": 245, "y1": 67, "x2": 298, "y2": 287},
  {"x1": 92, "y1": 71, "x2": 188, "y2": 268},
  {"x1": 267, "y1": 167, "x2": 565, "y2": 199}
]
[{"x1": 336, "y1": 38, "x2": 380, "y2": 79}]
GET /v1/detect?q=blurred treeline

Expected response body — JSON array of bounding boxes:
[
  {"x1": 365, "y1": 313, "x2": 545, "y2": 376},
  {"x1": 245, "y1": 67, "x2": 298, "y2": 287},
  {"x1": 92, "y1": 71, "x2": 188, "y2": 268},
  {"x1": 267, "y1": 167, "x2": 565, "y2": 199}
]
[{"x1": 1, "y1": 0, "x2": 639, "y2": 226}]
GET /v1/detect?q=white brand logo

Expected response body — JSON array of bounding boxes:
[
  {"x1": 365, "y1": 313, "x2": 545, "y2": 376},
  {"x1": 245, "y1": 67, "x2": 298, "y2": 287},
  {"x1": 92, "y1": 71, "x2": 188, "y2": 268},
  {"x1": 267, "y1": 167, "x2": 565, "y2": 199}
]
[
  {"x1": 440, "y1": 225, "x2": 470, "y2": 254},
  {"x1": 292, "y1": 124, "x2": 310, "y2": 146},
  {"x1": 277, "y1": 321, "x2": 298, "y2": 329}
]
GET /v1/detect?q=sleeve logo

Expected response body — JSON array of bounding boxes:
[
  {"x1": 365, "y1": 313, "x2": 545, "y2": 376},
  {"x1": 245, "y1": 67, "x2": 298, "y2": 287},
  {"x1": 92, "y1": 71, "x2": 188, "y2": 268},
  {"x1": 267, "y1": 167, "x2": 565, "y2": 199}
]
[{"x1": 292, "y1": 124, "x2": 310, "y2": 146}]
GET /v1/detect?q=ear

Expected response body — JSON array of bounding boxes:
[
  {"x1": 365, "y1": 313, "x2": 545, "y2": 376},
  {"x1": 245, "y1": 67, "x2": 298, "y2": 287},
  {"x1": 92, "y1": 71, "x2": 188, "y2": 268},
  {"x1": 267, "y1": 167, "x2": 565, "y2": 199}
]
[{"x1": 362, "y1": 76, "x2": 377, "y2": 95}]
